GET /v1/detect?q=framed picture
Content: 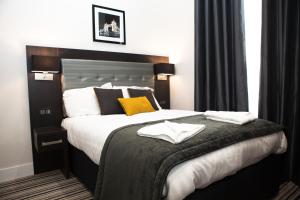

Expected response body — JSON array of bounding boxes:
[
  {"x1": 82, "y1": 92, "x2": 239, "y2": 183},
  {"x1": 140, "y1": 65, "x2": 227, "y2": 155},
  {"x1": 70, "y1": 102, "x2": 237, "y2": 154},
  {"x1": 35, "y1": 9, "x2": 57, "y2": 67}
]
[{"x1": 92, "y1": 5, "x2": 126, "y2": 45}]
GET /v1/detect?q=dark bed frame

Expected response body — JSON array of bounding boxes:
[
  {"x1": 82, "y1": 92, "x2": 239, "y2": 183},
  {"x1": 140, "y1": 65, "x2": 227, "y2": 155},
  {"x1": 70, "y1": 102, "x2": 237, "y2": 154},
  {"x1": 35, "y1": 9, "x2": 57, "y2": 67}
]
[
  {"x1": 70, "y1": 143, "x2": 283, "y2": 200},
  {"x1": 26, "y1": 45, "x2": 284, "y2": 200}
]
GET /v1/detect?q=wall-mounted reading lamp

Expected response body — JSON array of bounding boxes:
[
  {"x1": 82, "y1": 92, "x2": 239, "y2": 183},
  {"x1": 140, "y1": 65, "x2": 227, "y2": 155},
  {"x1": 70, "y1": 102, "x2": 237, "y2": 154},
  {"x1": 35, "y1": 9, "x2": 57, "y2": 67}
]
[
  {"x1": 154, "y1": 63, "x2": 175, "y2": 80},
  {"x1": 31, "y1": 55, "x2": 60, "y2": 81}
]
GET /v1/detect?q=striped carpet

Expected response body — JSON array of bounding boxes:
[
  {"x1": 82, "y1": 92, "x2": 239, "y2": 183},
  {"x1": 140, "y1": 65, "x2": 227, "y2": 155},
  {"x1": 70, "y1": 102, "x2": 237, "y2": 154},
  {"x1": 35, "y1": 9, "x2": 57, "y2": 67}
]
[
  {"x1": 273, "y1": 182, "x2": 300, "y2": 200},
  {"x1": 0, "y1": 170, "x2": 92, "y2": 200},
  {"x1": 0, "y1": 170, "x2": 300, "y2": 200}
]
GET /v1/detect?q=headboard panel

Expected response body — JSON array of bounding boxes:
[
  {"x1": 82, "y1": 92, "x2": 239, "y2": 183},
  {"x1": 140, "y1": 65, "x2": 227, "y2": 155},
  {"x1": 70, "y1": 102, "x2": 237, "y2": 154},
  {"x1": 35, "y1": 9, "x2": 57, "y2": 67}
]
[{"x1": 61, "y1": 59, "x2": 154, "y2": 91}]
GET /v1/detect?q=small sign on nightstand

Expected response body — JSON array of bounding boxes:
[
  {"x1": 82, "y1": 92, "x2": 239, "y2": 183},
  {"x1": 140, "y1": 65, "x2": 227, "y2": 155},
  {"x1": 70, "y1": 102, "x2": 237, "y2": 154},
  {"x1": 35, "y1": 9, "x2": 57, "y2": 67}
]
[{"x1": 34, "y1": 73, "x2": 54, "y2": 81}]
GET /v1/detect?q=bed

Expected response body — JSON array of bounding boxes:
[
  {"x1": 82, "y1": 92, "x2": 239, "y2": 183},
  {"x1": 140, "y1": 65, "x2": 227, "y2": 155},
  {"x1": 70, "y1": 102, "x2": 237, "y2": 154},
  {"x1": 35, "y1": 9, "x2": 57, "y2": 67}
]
[{"x1": 59, "y1": 58, "x2": 287, "y2": 200}]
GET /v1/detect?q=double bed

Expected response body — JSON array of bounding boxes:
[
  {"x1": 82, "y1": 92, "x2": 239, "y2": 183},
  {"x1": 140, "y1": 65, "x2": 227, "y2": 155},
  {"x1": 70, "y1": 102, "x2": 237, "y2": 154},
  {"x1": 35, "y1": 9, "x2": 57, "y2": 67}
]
[
  {"x1": 25, "y1": 46, "x2": 287, "y2": 200},
  {"x1": 62, "y1": 110, "x2": 286, "y2": 200},
  {"x1": 60, "y1": 58, "x2": 287, "y2": 200}
]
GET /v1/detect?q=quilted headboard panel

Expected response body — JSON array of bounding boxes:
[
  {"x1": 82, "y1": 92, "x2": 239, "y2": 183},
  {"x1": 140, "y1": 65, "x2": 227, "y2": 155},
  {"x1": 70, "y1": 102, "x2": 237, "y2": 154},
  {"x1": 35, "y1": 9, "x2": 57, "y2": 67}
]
[{"x1": 61, "y1": 59, "x2": 155, "y2": 91}]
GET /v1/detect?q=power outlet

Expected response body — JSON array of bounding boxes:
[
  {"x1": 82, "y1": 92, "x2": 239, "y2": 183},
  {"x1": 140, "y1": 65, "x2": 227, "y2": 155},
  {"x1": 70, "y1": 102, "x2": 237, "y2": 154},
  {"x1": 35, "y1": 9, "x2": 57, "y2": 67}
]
[
  {"x1": 40, "y1": 108, "x2": 51, "y2": 115},
  {"x1": 46, "y1": 109, "x2": 51, "y2": 114}
]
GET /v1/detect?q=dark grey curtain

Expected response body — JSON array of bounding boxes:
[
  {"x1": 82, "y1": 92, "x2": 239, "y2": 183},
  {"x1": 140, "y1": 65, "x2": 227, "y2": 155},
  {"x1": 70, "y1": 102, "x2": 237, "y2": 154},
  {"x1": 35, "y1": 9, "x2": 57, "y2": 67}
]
[
  {"x1": 195, "y1": 0, "x2": 248, "y2": 111},
  {"x1": 259, "y1": 0, "x2": 300, "y2": 184}
]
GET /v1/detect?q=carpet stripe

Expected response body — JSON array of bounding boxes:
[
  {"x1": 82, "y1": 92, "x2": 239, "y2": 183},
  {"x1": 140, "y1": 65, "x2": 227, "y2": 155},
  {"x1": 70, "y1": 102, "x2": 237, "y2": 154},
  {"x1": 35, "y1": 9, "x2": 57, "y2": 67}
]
[
  {"x1": 0, "y1": 174, "x2": 67, "y2": 194},
  {"x1": 14, "y1": 181, "x2": 80, "y2": 199},
  {"x1": 288, "y1": 190, "x2": 300, "y2": 200},
  {"x1": 50, "y1": 188, "x2": 92, "y2": 200},
  {"x1": 283, "y1": 186, "x2": 299, "y2": 200},
  {"x1": 275, "y1": 182, "x2": 293, "y2": 199},
  {"x1": 1, "y1": 170, "x2": 299, "y2": 200},
  {"x1": 0, "y1": 171, "x2": 92, "y2": 200},
  {"x1": 1, "y1": 179, "x2": 81, "y2": 200},
  {"x1": 273, "y1": 182, "x2": 300, "y2": 200},
  {"x1": 0, "y1": 170, "x2": 61, "y2": 189},
  {"x1": 27, "y1": 184, "x2": 86, "y2": 200},
  {"x1": 0, "y1": 174, "x2": 74, "y2": 195}
]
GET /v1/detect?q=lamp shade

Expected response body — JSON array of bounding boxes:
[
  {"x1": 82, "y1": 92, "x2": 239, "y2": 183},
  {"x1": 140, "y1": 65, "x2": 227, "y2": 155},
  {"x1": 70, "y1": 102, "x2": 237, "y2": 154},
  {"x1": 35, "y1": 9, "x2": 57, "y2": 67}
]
[
  {"x1": 154, "y1": 63, "x2": 175, "y2": 75},
  {"x1": 31, "y1": 55, "x2": 60, "y2": 73}
]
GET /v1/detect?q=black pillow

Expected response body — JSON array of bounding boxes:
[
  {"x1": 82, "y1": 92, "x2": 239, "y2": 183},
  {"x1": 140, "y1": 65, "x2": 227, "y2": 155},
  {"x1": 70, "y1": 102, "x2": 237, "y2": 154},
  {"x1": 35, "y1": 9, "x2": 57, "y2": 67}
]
[
  {"x1": 127, "y1": 89, "x2": 159, "y2": 110},
  {"x1": 94, "y1": 88, "x2": 124, "y2": 115}
]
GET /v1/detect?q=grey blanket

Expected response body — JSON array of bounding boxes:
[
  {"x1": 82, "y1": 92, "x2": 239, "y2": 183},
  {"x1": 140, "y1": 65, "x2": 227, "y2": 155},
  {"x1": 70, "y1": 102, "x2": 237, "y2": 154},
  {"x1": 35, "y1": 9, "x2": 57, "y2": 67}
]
[{"x1": 94, "y1": 115, "x2": 283, "y2": 200}]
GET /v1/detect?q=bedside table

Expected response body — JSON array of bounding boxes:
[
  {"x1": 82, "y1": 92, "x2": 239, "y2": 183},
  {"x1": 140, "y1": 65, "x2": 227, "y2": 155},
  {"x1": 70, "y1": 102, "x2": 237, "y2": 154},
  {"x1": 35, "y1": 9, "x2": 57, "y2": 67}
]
[
  {"x1": 33, "y1": 126, "x2": 69, "y2": 178},
  {"x1": 154, "y1": 79, "x2": 170, "y2": 109},
  {"x1": 158, "y1": 100, "x2": 169, "y2": 109}
]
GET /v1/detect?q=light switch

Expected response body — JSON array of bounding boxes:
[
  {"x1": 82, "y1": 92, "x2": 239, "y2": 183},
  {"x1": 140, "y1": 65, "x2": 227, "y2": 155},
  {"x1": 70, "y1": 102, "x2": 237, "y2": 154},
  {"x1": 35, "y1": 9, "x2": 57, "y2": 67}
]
[{"x1": 40, "y1": 109, "x2": 45, "y2": 115}]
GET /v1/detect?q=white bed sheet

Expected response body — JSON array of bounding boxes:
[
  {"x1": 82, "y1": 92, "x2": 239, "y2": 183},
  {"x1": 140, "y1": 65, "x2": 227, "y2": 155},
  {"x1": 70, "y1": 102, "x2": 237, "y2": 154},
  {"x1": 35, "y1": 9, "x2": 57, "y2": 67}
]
[{"x1": 61, "y1": 110, "x2": 287, "y2": 200}]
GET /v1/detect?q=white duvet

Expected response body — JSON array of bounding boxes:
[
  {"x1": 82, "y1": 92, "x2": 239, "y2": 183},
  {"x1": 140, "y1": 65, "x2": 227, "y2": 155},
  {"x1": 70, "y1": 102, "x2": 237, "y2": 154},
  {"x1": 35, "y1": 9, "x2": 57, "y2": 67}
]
[{"x1": 61, "y1": 110, "x2": 287, "y2": 200}]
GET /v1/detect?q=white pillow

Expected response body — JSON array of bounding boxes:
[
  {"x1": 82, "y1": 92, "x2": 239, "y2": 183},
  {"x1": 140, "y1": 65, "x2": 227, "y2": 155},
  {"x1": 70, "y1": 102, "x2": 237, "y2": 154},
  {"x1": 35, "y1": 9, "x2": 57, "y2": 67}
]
[
  {"x1": 63, "y1": 82, "x2": 112, "y2": 117},
  {"x1": 112, "y1": 85, "x2": 162, "y2": 110},
  {"x1": 97, "y1": 82, "x2": 113, "y2": 89},
  {"x1": 112, "y1": 86, "x2": 154, "y2": 98}
]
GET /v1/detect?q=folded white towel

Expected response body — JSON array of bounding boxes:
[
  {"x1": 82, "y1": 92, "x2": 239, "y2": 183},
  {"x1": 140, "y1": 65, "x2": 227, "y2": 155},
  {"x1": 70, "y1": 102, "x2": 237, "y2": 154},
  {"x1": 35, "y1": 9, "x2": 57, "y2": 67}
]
[
  {"x1": 137, "y1": 121, "x2": 206, "y2": 144},
  {"x1": 204, "y1": 110, "x2": 256, "y2": 125}
]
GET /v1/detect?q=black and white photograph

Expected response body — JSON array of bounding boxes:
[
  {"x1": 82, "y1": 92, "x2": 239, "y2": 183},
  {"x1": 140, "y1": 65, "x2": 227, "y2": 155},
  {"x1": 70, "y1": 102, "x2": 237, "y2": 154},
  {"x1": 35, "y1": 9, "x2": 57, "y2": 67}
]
[{"x1": 92, "y1": 5, "x2": 126, "y2": 44}]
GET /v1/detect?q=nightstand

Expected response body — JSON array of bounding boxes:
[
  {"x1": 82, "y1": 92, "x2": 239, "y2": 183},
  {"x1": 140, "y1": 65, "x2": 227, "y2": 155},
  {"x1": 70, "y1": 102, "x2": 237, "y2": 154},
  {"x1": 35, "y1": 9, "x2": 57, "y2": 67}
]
[
  {"x1": 154, "y1": 78, "x2": 170, "y2": 109},
  {"x1": 33, "y1": 126, "x2": 69, "y2": 178}
]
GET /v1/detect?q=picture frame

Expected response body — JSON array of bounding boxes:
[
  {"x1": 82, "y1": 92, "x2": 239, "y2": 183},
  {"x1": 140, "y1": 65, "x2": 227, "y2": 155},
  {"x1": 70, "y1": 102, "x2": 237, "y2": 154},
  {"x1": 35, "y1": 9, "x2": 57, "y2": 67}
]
[{"x1": 92, "y1": 5, "x2": 126, "y2": 45}]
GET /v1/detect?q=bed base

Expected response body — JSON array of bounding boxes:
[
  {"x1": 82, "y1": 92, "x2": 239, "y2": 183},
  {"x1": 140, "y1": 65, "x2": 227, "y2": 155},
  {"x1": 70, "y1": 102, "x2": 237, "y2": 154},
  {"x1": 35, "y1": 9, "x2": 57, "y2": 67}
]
[{"x1": 69, "y1": 143, "x2": 283, "y2": 200}]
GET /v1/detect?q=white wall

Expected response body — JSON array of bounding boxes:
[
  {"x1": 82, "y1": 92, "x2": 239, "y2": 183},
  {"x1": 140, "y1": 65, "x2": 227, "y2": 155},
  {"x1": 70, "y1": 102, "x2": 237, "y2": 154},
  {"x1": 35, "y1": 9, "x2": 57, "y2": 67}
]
[
  {"x1": 0, "y1": 0, "x2": 194, "y2": 181},
  {"x1": 244, "y1": 0, "x2": 262, "y2": 117}
]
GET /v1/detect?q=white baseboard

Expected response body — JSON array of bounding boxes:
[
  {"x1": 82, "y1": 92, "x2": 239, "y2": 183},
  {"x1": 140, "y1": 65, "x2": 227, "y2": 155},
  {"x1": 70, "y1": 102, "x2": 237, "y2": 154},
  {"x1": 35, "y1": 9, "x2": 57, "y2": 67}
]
[{"x1": 0, "y1": 163, "x2": 34, "y2": 183}]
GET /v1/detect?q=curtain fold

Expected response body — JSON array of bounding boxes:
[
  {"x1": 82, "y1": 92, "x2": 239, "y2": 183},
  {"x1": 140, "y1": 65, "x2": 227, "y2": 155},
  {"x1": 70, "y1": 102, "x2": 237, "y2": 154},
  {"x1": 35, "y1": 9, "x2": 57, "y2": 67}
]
[
  {"x1": 195, "y1": 0, "x2": 248, "y2": 112},
  {"x1": 259, "y1": 0, "x2": 300, "y2": 184}
]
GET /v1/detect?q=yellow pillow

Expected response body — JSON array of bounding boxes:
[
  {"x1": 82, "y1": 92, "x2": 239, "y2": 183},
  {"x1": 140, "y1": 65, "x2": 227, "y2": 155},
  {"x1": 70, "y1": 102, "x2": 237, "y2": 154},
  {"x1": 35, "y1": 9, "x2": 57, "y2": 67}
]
[{"x1": 118, "y1": 96, "x2": 155, "y2": 116}]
